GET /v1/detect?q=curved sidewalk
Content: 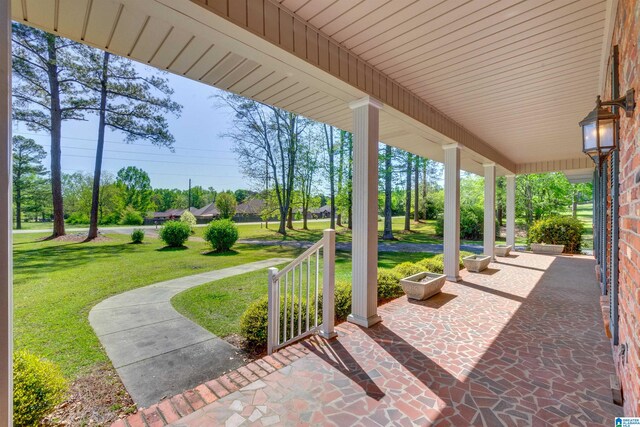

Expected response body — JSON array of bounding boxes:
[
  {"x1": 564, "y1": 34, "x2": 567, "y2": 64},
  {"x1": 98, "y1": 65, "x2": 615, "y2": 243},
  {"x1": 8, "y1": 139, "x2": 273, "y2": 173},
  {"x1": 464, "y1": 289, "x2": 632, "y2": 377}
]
[{"x1": 89, "y1": 258, "x2": 291, "y2": 407}]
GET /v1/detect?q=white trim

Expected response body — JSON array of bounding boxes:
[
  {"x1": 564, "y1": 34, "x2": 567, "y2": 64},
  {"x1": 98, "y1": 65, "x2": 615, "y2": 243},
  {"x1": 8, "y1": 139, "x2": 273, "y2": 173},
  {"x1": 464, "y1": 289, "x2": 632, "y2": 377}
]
[
  {"x1": 0, "y1": 0, "x2": 12, "y2": 422},
  {"x1": 598, "y1": 0, "x2": 618, "y2": 92},
  {"x1": 482, "y1": 162, "x2": 496, "y2": 168},
  {"x1": 442, "y1": 143, "x2": 459, "y2": 150},
  {"x1": 348, "y1": 96, "x2": 383, "y2": 111}
]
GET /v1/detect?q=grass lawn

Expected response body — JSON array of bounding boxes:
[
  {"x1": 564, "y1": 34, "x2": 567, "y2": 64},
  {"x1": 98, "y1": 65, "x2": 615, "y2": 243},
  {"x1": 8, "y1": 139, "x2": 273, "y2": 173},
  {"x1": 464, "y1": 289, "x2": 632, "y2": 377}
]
[
  {"x1": 13, "y1": 232, "x2": 300, "y2": 378},
  {"x1": 196, "y1": 217, "x2": 487, "y2": 245},
  {"x1": 560, "y1": 203, "x2": 594, "y2": 250},
  {"x1": 171, "y1": 251, "x2": 435, "y2": 340}
]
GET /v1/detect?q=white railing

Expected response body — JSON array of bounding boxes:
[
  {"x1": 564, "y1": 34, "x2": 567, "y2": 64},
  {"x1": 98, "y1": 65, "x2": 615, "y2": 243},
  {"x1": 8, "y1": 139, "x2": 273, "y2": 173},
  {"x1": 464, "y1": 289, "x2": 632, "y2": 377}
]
[{"x1": 267, "y1": 229, "x2": 336, "y2": 354}]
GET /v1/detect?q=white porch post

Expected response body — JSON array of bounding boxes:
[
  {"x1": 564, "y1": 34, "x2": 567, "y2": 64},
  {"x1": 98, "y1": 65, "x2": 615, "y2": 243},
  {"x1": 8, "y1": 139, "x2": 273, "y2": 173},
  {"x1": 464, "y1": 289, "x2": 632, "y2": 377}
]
[
  {"x1": 483, "y1": 163, "x2": 496, "y2": 260},
  {"x1": 443, "y1": 144, "x2": 461, "y2": 282},
  {"x1": 1, "y1": 0, "x2": 12, "y2": 423},
  {"x1": 347, "y1": 96, "x2": 382, "y2": 328},
  {"x1": 506, "y1": 174, "x2": 516, "y2": 248}
]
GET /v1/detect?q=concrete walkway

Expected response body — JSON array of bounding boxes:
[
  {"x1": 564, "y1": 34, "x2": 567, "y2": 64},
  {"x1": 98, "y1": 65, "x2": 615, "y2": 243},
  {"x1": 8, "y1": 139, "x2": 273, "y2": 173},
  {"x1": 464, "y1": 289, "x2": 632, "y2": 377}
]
[{"x1": 89, "y1": 258, "x2": 291, "y2": 407}]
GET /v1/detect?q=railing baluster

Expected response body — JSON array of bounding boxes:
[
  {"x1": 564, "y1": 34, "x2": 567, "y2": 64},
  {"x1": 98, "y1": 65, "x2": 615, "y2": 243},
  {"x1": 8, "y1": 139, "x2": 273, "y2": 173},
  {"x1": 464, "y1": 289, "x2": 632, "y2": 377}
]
[
  {"x1": 315, "y1": 249, "x2": 319, "y2": 328},
  {"x1": 290, "y1": 268, "x2": 295, "y2": 340},
  {"x1": 283, "y1": 271, "x2": 288, "y2": 345},
  {"x1": 298, "y1": 260, "x2": 302, "y2": 336},
  {"x1": 307, "y1": 257, "x2": 311, "y2": 331},
  {"x1": 267, "y1": 268, "x2": 278, "y2": 355}
]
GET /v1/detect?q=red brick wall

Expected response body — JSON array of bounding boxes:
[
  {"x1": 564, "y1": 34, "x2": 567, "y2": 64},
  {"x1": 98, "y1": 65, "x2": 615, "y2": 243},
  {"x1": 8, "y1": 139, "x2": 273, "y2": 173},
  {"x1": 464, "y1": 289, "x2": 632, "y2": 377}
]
[{"x1": 608, "y1": 0, "x2": 640, "y2": 416}]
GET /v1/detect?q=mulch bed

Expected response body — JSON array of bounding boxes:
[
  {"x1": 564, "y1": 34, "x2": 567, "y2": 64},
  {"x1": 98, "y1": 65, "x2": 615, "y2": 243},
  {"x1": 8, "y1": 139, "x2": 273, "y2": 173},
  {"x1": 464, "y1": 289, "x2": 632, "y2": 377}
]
[
  {"x1": 44, "y1": 364, "x2": 135, "y2": 426},
  {"x1": 37, "y1": 233, "x2": 112, "y2": 243}
]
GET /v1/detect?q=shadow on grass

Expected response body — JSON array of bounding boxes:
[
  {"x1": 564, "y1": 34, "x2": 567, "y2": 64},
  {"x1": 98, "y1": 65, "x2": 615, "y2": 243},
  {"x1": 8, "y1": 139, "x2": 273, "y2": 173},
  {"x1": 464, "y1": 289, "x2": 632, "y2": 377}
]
[
  {"x1": 14, "y1": 241, "x2": 138, "y2": 275},
  {"x1": 201, "y1": 249, "x2": 240, "y2": 257},
  {"x1": 156, "y1": 245, "x2": 188, "y2": 252}
]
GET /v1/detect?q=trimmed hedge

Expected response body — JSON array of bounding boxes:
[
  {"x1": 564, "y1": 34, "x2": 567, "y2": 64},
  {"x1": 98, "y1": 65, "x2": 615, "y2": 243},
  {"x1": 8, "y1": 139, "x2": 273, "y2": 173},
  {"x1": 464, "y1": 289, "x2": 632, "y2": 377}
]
[
  {"x1": 13, "y1": 350, "x2": 67, "y2": 427},
  {"x1": 204, "y1": 219, "x2": 239, "y2": 252},
  {"x1": 528, "y1": 216, "x2": 583, "y2": 253},
  {"x1": 159, "y1": 220, "x2": 191, "y2": 247}
]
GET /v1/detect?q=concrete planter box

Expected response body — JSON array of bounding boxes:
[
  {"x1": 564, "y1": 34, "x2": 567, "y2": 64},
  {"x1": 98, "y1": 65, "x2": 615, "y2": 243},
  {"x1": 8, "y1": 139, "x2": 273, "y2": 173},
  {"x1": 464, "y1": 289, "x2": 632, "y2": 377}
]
[
  {"x1": 400, "y1": 272, "x2": 446, "y2": 301},
  {"x1": 531, "y1": 243, "x2": 564, "y2": 255},
  {"x1": 462, "y1": 254, "x2": 491, "y2": 272},
  {"x1": 494, "y1": 244, "x2": 512, "y2": 257}
]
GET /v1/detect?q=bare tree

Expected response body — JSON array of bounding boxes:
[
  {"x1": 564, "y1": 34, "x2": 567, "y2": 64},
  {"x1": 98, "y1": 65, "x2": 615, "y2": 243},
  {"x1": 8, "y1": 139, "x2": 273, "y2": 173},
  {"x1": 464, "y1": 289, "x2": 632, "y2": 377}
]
[
  {"x1": 298, "y1": 128, "x2": 321, "y2": 230},
  {"x1": 323, "y1": 124, "x2": 336, "y2": 229},
  {"x1": 222, "y1": 95, "x2": 307, "y2": 235}
]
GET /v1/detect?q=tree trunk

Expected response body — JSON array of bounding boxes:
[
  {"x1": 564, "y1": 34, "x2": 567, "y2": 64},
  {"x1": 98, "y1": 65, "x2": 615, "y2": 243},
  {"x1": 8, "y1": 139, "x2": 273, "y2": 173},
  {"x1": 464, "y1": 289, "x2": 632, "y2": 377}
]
[
  {"x1": 337, "y1": 213, "x2": 342, "y2": 227},
  {"x1": 302, "y1": 206, "x2": 308, "y2": 230},
  {"x1": 382, "y1": 145, "x2": 394, "y2": 240},
  {"x1": 47, "y1": 37, "x2": 65, "y2": 238},
  {"x1": 287, "y1": 207, "x2": 293, "y2": 229},
  {"x1": 15, "y1": 187, "x2": 21, "y2": 230},
  {"x1": 414, "y1": 156, "x2": 419, "y2": 222},
  {"x1": 422, "y1": 159, "x2": 428, "y2": 219},
  {"x1": 87, "y1": 52, "x2": 110, "y2": 241},
  {"x1": 404, "y1": 153, "x2": 412, "y2": 231},
  {"x1": 278, "y1": 206, "x2": 287, "y2": 235}
]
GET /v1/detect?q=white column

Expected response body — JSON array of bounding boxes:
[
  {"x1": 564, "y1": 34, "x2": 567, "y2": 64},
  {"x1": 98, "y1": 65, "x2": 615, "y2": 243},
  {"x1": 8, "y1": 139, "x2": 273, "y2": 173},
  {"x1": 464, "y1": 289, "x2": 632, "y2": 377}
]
[
  {"x1": 347, "y1": 97, "x2": 382, "y2": 328},
  {"x1": 483, "y1": 163, "x2": 496, "y2": 260},
  {"x1": 443, "y1": 144, "x2": 461, "y2": 282},
  {"x1": 1, "y1": 0, "x2": 12, "y2": 423},
  {"x1": 506, "y1": 174, "x2": 516, "y2": 248}
]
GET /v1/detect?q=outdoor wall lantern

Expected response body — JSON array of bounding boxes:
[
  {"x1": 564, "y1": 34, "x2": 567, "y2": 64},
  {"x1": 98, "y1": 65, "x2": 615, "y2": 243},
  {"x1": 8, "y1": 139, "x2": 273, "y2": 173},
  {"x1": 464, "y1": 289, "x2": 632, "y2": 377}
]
[{"x1": 579, "y1": 89, "x2": 635, "y2": 164}]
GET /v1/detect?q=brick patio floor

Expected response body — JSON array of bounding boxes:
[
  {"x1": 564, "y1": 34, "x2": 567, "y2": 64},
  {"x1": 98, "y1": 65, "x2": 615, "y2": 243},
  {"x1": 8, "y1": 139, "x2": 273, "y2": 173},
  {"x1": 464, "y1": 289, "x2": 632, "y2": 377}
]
[{"x1": 130, "y1": 252, "x2": 623, "y2": 426}]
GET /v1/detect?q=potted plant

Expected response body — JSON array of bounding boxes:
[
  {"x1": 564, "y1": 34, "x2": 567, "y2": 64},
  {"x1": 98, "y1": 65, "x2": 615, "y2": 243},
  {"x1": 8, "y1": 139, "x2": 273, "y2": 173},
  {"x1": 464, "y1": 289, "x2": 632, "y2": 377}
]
[
  {"x1": 400, "y1": 272, "x2": 446, "y2": 300},
  {"x1": 462, "y1": 254, "x2": 491, "y2": 272},
  {"x1": 494, "y1": 244, "x2": 512, "y2": 257}
]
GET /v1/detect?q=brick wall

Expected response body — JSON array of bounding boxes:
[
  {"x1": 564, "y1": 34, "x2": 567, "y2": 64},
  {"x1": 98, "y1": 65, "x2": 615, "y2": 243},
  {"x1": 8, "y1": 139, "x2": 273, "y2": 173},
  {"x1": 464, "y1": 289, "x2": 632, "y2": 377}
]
[{"x1": 608, "y1": 0, "x2": 640, "y2": 416}]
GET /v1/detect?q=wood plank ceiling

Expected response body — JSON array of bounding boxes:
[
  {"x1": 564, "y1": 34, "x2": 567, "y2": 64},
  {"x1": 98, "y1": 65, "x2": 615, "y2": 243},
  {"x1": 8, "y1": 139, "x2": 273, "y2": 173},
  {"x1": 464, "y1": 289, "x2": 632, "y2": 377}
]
[
  {"x1": 11, "y1": 0, "x2": 608, "y2": 174},
  {"x1": 276, "y1": 0, "x2": 607, "y2": 165}
]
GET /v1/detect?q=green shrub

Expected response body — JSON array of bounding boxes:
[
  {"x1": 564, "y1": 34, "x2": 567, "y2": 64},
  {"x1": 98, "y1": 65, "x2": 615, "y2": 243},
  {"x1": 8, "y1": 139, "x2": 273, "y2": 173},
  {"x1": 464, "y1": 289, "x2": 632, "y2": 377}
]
[
  {"x1": 120, "y1": 206, "x2": 144, "y2": 226},
  {"x1": 334, "y1": 281, "x2": 352, "y2": 321},
  {"x1": 434, "y1": 205, "x2": 484, "y2": 240},
  {"x1": 240, "y1": 295, "x2": 316, "y2": 348},
  {"x1": 13, "y1": 350, "x2": 67, "y2": 427},
  {"x1": 180, "y1": 210, "x2": 197, "y2": 231},
  {"x1": 130, "y1": 229, "x2": 145, "y2": 244},
  {"x1": 203, "y1": 219, "x2": 239, "y2": 252},
  {"x1": 99, "y1": 212, "x2": 120, "y2": 225},
  {"x1": 215, "y1": 193, "x2": 237, "y2": 219},
  {"x1": 393, "y1": 262, "x2": 423, "y2": 278},
  {"x1": 528, "y1": 216, "x2": 583, "y2": 253},
  {"x1": 66, "y1": 212, "x2": 89, "y2": 225},
  {"x1": 418, "y1": 257, "x2": 444, "y2": 274},
  {"x1": 377, "y1": 269, "x2": 403, "y2": 300},
  {"x1": 159, "y1": 220, "x2": 191, "y2": 247}
]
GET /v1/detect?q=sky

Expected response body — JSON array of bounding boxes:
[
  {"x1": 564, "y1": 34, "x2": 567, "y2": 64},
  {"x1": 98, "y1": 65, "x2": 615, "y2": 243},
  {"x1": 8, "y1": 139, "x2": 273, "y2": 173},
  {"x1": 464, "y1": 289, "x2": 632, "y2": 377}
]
[{"x1": 12, "y1": 63, "x2": 249, "y2": 191}]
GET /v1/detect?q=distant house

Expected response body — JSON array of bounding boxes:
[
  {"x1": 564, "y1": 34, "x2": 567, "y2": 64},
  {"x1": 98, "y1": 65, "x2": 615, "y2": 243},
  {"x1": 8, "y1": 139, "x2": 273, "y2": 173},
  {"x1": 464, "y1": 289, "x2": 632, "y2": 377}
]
[
  {"x1": 192, "y1": 203, "x2": 220, "y2": 221},
  {"x1": 234, "y1": 199, "x2": 265, "y2": 222},
  {"x1": 311, "y1": 205, "x2": 331, "y2": 219}
]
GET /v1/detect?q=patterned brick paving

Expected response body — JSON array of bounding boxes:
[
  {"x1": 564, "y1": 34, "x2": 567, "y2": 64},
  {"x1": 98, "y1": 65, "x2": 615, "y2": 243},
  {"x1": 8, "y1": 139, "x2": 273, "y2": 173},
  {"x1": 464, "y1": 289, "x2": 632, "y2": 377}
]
[{"x1": 116, "y1": 252, "x2": 622, "y2": 426}]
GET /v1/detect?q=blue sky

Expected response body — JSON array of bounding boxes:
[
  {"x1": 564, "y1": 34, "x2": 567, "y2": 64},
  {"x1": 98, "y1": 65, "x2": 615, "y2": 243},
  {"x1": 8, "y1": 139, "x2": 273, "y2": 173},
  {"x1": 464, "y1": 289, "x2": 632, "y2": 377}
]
[{"x1": 12, "y1": 65, "x2": 248, "y2": 191}]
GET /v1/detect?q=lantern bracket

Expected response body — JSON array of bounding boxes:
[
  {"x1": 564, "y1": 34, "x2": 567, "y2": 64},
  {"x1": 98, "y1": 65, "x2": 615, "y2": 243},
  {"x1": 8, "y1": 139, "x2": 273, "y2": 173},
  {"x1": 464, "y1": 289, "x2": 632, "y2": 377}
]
[{"x1": 600, "y1": 89, "x2": 636, "y2": 117}]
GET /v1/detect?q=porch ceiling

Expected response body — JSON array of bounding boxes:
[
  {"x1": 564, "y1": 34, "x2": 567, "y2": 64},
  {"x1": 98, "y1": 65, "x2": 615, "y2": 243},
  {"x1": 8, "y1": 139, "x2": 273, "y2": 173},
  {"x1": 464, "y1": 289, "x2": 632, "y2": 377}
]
[{"x1": 10, "y1": 0, "x2": 609, "y2": 176}]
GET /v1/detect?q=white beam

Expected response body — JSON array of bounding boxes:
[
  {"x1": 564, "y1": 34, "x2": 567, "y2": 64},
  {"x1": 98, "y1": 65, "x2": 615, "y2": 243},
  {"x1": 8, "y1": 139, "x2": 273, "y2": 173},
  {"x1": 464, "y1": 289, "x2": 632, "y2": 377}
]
[
  {"x1": 483, "y1": 163, "x2": 496, "y2": 260},
  {"x1": 1, "y1": 0, "x2": 12, "y2": 423},
  {"x1": 506, "y1": 174, "x2": 516, "y2": 248},
  {"x1": 348, "y1": 97, "x2": 382, "y2": 328},
  {"x1": 443, "y1": 144, "x2": 461, "y2": 282}
]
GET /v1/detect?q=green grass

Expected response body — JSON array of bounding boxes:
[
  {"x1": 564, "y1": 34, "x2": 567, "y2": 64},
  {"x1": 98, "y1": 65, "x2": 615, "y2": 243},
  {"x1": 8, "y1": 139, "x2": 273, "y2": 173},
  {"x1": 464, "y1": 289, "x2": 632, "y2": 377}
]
[
  {"x1": 194, "y1": 217, "x2": 445, "y2": 245},
  {"x1": 560, "y1": 203, "x2": 593, "y2": 250},
  {"x1": 13, "y1": 233, "x2": 300, "y2": 377},
  {"x1": 171, "y1": 251, "x2": 436, "y2": 339}
]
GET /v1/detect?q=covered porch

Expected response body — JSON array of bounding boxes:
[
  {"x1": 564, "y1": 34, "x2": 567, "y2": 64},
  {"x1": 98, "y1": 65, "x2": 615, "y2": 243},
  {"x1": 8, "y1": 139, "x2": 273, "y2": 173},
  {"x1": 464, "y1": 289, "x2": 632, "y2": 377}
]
[{"x1": 118, "y1": 251, "x2": 621, "y2": 426}]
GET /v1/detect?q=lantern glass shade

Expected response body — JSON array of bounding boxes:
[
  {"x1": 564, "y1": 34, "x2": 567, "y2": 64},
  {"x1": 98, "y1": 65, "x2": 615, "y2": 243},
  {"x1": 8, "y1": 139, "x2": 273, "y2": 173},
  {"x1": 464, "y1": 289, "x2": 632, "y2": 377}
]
[{"x1": 579, "y1": 106, "x2": 618, "y2": 162}]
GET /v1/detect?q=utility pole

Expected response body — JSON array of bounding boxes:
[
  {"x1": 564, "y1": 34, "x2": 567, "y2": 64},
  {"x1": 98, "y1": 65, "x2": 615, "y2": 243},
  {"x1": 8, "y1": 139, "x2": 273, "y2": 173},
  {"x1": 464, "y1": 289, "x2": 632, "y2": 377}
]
[{"x1": 188, "y1": 178, "x2": 191, "y2": 211}]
